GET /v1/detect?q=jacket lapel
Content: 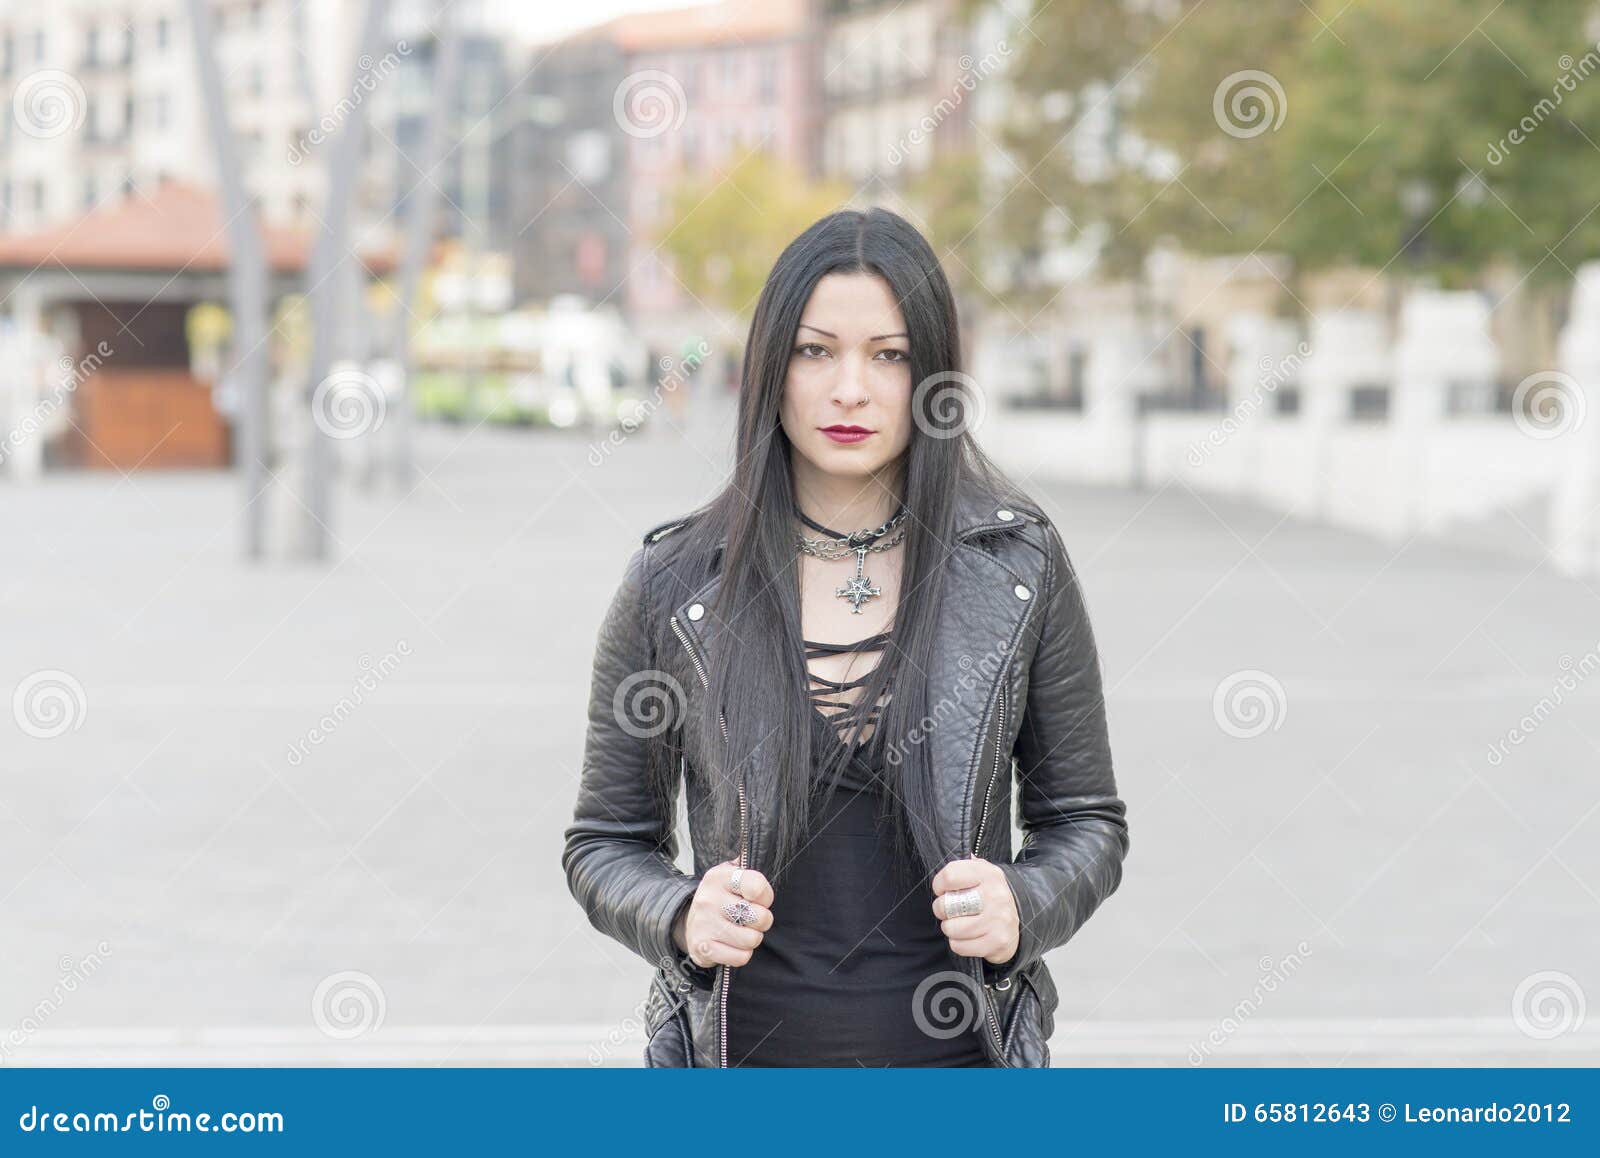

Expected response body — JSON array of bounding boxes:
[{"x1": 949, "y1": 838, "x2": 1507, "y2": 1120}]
[{"x1": 924, "y1": 541, "x2": 1035, "y2": 855}]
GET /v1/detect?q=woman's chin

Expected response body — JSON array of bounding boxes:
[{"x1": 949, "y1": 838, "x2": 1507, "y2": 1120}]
[{"x1": 805, "y1": 443, "x2": 895, "y2": 475}]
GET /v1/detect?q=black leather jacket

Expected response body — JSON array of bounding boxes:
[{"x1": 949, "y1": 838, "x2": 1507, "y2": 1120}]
[{"x1": 562, "y1": 476, "x2": 1130, "y2": 1066}]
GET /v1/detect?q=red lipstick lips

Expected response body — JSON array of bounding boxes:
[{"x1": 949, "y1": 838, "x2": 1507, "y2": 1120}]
[{"x1": 820, "y1": 425, "x2": 874, "y2": 444}]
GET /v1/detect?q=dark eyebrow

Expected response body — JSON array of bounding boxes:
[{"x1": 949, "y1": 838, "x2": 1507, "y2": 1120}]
[{"x1": 797, "y1": 324, "x2": 908, "y2": 341}]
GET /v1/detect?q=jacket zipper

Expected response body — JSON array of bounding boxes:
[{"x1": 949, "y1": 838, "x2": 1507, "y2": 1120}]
[
  {"x1": 669, "y1": 612, "x2": 745, "y2": 1069},
  {"x1": 972, "y1": 682, "x2": 1005, "y2": 854},
  {"x1": 971, "y1": 680, "x2": 1010, "y2": 1064}
]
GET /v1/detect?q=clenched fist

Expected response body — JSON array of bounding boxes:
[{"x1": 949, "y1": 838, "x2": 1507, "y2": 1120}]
[
  {"x1": 672, "y1": 859, "x2": 775, "y2": 968},
  {"x1": 930, "y1": 856, "x2": 1019, "y2": 965}
]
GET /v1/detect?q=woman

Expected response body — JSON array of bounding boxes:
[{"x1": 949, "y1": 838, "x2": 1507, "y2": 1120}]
[{"x1": 562, "y1": 207, "x2": 1129, "y2": 1067}]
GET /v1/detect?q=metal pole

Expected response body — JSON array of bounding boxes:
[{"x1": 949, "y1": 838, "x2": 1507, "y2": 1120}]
[
  {"x1": 392, "y1": 0, "x2": 463, "y2": 487},
  {"x1": 301, "y1": 0, "x2": 394, "y2": 561},
  {"x1": 186, "y1": 0, "x2": 271, "y2": 560}
]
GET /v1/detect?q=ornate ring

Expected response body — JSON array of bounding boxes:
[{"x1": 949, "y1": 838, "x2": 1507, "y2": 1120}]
[
  {"x1": 729, "y1": 866, "x2": 744, "y2": 897},
  {"x1": 722, "y1": 900, "x2": 756, "y2": 927},
  {"x1": 943, "y1": 887, "x2": 983, "y2": 919}
]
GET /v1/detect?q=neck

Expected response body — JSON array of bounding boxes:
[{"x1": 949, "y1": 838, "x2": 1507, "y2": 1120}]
[{"x1": 792, "y1": 463, "x2": 903, "y2": 537}]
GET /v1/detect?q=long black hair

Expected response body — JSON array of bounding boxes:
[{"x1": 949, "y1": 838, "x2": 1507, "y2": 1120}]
[{"x1": 657, "y1": 206, "x2": 1025, "y2": 887}]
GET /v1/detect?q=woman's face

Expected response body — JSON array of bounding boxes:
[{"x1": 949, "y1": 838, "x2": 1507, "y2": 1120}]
[{"x1": 779, "y1": 271, "x2": 914, "y2": 484}]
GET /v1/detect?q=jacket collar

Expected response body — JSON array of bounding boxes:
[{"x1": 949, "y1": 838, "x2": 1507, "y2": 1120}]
[
  {"x1": 669, "y1": 476, "x2": 1035, "y2": 631},
  {"x1": 667, "y1": 471, "x2": 1037, "y2": 701}
]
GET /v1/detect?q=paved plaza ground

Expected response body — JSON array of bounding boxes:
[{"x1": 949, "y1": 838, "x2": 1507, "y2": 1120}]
[{"x1": 3, "y1": 387, "x2": 1597, "y2": 1065}]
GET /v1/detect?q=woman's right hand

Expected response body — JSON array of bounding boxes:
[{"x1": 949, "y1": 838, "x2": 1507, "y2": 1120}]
[{"x1": 672, "y1": 860, "x2": 774, "y2": 968}]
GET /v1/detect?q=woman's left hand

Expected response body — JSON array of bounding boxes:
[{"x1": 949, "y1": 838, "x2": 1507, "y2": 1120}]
[{"x1": 930, "y1": 856, "x2": 1020, "y2": 965}]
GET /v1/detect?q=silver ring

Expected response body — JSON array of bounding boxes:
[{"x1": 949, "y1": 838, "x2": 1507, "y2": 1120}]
[
  {"x1": 722, "y1": 900, "x2": 756, "y2": 927},
  {"x1": 729, "y1": 867, "x2": 744, "y2": 897},
  {"x1": 943, "y1": 887, "x2": 983, "y2": 918}
]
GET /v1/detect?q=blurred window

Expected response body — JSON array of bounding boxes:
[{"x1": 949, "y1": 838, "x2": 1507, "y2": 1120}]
[
  {"x1": 758, "y1": 49, "x2": 776, "y2": 104},
  {"x1": 1349, "y1": 384, "x2": 1389, "y2": 421}
]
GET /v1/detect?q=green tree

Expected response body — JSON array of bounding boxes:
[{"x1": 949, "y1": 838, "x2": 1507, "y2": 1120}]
[
  {"x1": 654, "y1": 148, "x2": 852, "y2": 322},
  {"x1": 1272, "y1": 0, "x2": 1600, "y2": 288},
  {"x1": 903, "y1": 145, "x2": 995, "y2": 353},
  {"x1": 993, "y1": 0, "x2": 1600, "y2": 301},
  {"x1": 971, "y1": 0, "x2": 1176, "y2": 308}
]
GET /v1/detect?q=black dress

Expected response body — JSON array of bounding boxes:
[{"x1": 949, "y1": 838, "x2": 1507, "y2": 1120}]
[{"x1": 724, "y1": 628, "x2": 991, "y2": 1067}]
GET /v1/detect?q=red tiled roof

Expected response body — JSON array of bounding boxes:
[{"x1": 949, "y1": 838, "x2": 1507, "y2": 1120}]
[{"x1": 0, "y1": 181, "x2": 395, "y2": 274}]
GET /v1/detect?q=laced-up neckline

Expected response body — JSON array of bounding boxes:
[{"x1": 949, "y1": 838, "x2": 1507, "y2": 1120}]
[{"x1": 802, "y1": 628, "x2": 893, "y2": 750}]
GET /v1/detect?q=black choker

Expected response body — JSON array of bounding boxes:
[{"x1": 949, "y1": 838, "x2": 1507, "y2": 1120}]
[{"x1": 795, "y1": 503, "x2": 908, "y2": 546}]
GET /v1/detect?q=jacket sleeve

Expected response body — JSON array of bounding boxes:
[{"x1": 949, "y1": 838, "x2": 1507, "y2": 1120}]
[
  {"x1": 987, "y1": 518, "x2": 1130, "y2": 986},
  {"x1": 561, "y1": 542, "x2": 704, "y2": 979}
]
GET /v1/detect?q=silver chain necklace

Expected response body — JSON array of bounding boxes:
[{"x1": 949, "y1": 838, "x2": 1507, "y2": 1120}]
[{"x1": 795, "y1": 508, "x2": 909, "y2": 614}]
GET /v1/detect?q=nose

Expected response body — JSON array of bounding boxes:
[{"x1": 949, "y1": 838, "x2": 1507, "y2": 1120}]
[{"x1": 830, "y1": 350, "x2": 871, "y2": 409}]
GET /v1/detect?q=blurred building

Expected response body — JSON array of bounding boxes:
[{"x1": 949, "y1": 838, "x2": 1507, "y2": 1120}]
[
  {"x1": 817, "y1": 0, "x2": 973, "y2": 189},
  {"x1": 504, "y1": 27, "x2": 630, "y2": 307},
  {"x1": 0, "y1": 0, "x2": 331, "y2": 232},
  {"x1": 380, "y1": 0, "x2": 512, "y2": 251},
  {"x1": 0, "y1": 180, "x2": 393, "y2": 471},
  {"x1": 0, "y1": 1, "x2": 512, "y2": 243},
  {"x1": 508, "y1": 0, "x2": 818, "y2": 347}
]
